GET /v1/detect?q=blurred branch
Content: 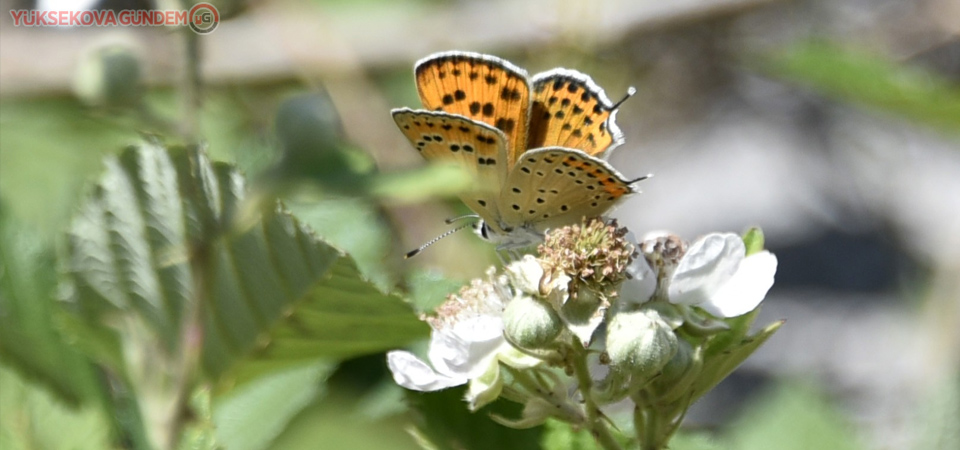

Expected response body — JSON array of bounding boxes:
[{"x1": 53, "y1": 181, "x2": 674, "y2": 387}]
[
  {"x1": 0, "y1": 0, "x2": 778, "y2": 96},
  {"x1": 179, "y1": 28, "x2": 202, "y2": 143}
]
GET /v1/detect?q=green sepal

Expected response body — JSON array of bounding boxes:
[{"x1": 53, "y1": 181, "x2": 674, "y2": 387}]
[
  {"x1": 690, "y1": 320, "x2": 783, "y2": 402},
  {"x1": 742, "y1": 228, "x2": 765, "y2": 256}
]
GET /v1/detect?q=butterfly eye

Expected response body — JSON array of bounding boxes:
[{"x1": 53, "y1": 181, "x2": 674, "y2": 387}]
[{"x1": 479, "y1": 222, "x2": 490, "y2": 240}]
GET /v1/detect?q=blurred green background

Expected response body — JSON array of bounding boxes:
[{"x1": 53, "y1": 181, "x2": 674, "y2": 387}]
[{"x1": 1, "y1": 0, "x2": 958, "y2": 449}]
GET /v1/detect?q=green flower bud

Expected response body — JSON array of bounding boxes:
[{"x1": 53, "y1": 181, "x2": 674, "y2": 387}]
[
  {"x1": 504, "y1": 295, "x2": 563, "y2": 350},
  {"x1": 606, "y1": 309, "x2": 678, "y2": 377},
  {"x1": 275, "y1": 91, "x2": 344, "y2": 157},
  {"x1": 74, "y1": 44, "x2": 143, "y2": 109},
  {"x1": 649, "y1": 338, "x2": 702, "y2": 404},
  {"x1": 658, "y1": 338, "x2": 695, "y2": 387},
  {"x1": 272, "y1": 92, "x2": 374, "y2": 189}
]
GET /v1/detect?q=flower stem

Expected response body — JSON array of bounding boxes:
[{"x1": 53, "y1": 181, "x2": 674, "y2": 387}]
[
  {"x1": 570, "y1": 340, "x2": 623, "y2": 450},
  {"x1": 504, "y1": 367, "x2": 583, "y2": 422},
  {"x1": 633, "y1": 390, "x2": 670, "y2": 450}
]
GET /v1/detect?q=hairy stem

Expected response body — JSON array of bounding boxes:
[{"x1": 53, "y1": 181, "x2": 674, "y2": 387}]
[{"x1": 570, "y1": 340, "x2": 623, "y2": 450}]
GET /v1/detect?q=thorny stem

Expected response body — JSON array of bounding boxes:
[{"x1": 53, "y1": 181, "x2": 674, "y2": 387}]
[{"x1": 570, "y1": 340, "x2": 624, "y2": 450}]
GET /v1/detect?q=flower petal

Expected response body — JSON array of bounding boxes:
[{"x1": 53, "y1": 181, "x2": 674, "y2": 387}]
[
  {"x1": 559, "y1": 290, "x2": 607, "y2": 346},
  {"x1": 621, "y1": 255, "x2": 657, "y2": 304},
  {"x1": 698, "y1": 250, "x2": 777, "y2": 317},
  {"x1": 428, "y1": 318, "x2": 504, "y2": 379},
  {"x1": 466, "y1": 355, "x2": 504, "y2": 411},
  {"x1": 668, "y1": 233, "x2": 744, "y2": 306},
  {"x1": 387, "y1": 351, "x2": 467, "y2": 391},
  {"x1": 505, "y1": 255, "x2": 544, "y2": 295},
  {"x1": 497, "y1": 343, "x2": 543, "y2": 369}
]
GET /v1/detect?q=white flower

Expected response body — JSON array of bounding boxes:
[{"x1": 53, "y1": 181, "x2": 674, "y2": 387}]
[
  {"x1": 620, "y1": 252, "x2": 657, "y2": 304},
  {"x1": 504, "y1": 254, "x2": 544, "y2": 295},
  {"x1": 386, "y1": 268, "x2": 540, "y2": 408},
  {"x1": 667, "y1": 233, "x2": 777, "y2": 317}
]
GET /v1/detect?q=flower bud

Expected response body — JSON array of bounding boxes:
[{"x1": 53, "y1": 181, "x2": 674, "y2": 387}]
[
  {"x1": 275, "y1": 91, "x2": 345, "y2": 157},
  {"x1": 503, "y1": 295, "x2": 563, "y2": 350},
  {"x1": 605, "y1": 309, "x2": 678, "y2": 377},
  {"x1": 657, "y1": 337, "x2": 694, "y2": 387},
  {"x1": 74, "y1": 43, "x2": 143, "y2": 109},
  {"x1": 649, "y1": 338, "x2": 701, "y2": 404}
]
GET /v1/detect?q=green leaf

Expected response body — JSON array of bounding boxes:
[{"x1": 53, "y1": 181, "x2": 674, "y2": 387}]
[
  {"x1": 218, "y1": 257, "x2": 429, "y2": 386},
  {"x1": 0, "y1": 364, "x2": 113, "y2": 450},
  {"x1": 758, "y1": 41, "x2": 960, "y2": 133},
  {"x1": 670, "y1": 432, "x2": 729, "y2": 450},
  {"x1": 727, "y1": 383, "x2": 861, "y2": 450},
  {"x1": 61, "y1": 142, "x2": 428, "y2": 448},
  {"x1": 287, "y1": 196, "x2": 399, "y2": 292},
  {"x1": 268, "y1": 393, "x2": 422, "y2": 450},
  {"x1": 408, "y1": 387, "x2": 543, "y2": 450},
  {"x1": 540, "y1": 419, "x2": 600, "y2": 450},
  {"x1": 213, "y1": 361, "x2": 335, "y2": 450},
  {"x1": 63, "y1": 142, "x2": 427, "y2": 378},
  {"x1": 64, "y1": 142, "x2": 195, "y2": 351},
  {"x1": 539, "y1": 419, "x2": 633, "y2": 450},
  {"x1": 0, "y1": 209, "x2": 100, "y2": 405},
  {"x1": 692, "y1": 320, "x2": 782, "y2": 402},
  {"x1": 406, "y1": 269, "x2": 465, "y2": 313},
  {"x1": 0, "y1": 98, "x2": 138, "y2": 236}
]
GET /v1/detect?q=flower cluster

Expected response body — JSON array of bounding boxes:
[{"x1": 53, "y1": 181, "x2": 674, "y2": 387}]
[{"x1": 388, "y1": 219, "x2": 780, "y2": 449}]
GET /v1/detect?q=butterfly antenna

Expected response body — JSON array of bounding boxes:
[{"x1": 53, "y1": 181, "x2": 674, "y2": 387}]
[
  {"x1": 405, "y1": 223, "x2": 474, "y2": 259},
  {"x1": 629, "y1": 173, "x2": 653, "y2": 184},
  {"x1": 444, "y1": 214, "x2": 480, "y2": 225},
  {"x1": 611, "y1": 87, "x2": 637, "y2": 110}
]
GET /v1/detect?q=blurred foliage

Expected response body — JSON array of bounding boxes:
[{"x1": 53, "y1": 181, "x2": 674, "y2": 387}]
[
  {"x1": 0, "y1": 98, "x2": 139, "y2": 235},
  {"x1": 213, "y1": 361, "x2": 334, "y2": 450},
  {"x1": 405, "y1": 268, "x2": 466, "y2": 312},
  {"x1": 726, "y1": 383, "x2": 862, "y2": 450},
  {"x1": 913, "y1": 375, "x2": 960, "y2": 449},
  {"x1": 540, "y1": 419, "x2": 634, "y2": 450},
  {"x1": 761, "y1": 41, "x2": 960, "y2": 134},
  {"x1": 0, "y1": 365, "x2": 112, "y2": 450},
  {"x1": 407, "y1": 386, "x2": 543, "y2": 450},
  {"x1": 0, "y1": 209, "x2": 101, "y2": 405}
]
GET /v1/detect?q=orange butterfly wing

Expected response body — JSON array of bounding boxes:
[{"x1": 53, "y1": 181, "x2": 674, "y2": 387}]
[
  {"x1": 414, "y1": 52, "x2": 531, "y2": 168},
  {"x1": 527, "y1": 69, "x2": 627, "y2": 157},
  {"x1": 391, "y1": 108, "x2": 508, "y2": 227},
  {"x1": 498, "y1": 147, "x2": 637, "y2": 232}
]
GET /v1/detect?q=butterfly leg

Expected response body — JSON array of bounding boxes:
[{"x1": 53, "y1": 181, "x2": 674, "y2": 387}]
[
  {"x1": 493, "y1": 246, "x2": 523, "y2": 265},
  {"x1": 494, "y1": 249, "x2": 508, "y2": 266}
]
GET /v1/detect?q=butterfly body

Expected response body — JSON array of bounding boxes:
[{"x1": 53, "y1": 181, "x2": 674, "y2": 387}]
[{"x1": 393, "y1": 51, "x2": 639, "y2": 250}]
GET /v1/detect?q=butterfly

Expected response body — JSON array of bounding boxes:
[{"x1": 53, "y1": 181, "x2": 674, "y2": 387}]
[{"x1": 392, "y1": 51, "x2": 642, "y2": 255}]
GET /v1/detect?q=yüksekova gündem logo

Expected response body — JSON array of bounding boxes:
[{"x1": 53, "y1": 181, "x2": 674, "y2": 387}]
[{"x1": 10, "y1": 2, "x2": 219, "y2": 34}]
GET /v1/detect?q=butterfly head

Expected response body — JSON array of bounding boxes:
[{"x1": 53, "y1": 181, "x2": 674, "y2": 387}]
[{"x1": 473, "y1": 219, "x2": 544, "y2": 250}]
